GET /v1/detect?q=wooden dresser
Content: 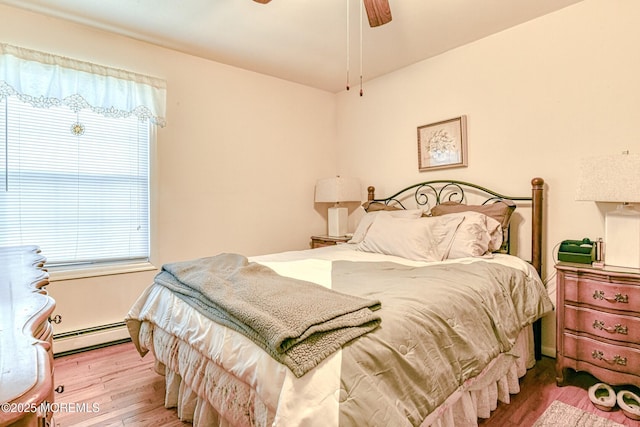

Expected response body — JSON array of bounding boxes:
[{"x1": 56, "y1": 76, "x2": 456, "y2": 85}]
[
  {"x1": 555, "y1": 262, "x2": 640, "y2": 387},
  {"x1": 0, "y1": 246, "x2": 56, "y2": 427}
]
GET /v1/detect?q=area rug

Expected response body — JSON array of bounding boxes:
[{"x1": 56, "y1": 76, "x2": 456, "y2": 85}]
[{"x1": 533, "y1": 400, "x2": 626, "y2": 427}]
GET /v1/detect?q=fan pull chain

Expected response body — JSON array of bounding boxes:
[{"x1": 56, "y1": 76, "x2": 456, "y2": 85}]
[
  {"x1": 359, "y1": 0, "x2": 363, "y2": 96},
  {"x1": 345, "y1": 0, "x2": 364, "y2": 96},
  {"x1": 346, "y1": 0, "x2": 350, "y2": 91}
]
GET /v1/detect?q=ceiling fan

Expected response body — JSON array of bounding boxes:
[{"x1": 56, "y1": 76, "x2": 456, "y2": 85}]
[{"x1": 253, "y1": 0, "x2": 392, "y2": 27}]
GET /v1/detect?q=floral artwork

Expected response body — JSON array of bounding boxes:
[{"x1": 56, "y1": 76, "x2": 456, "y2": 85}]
[{"x1": 417, "y1": 116, "x2": 467, "y2": 171}]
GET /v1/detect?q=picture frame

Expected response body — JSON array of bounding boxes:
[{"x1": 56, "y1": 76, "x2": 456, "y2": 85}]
[{"x1": 417, "y1": 115, "x2": 468, "y2": 171}]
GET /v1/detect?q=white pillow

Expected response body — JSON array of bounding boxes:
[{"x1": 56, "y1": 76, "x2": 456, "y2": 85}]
[
  {"x1": 349, "y1": 208, "x2": 423, "y2": 244},
  {"x1": 443, "y1": 211, "x2": 503, "y2": 259},
  {"x1": 355, "y1": 215, "x2": 464, "y2": 262}
]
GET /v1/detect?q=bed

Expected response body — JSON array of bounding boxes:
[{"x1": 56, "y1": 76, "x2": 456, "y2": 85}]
[{"x1": 126, "y1": 177, "x2": 553, "y2": 427}]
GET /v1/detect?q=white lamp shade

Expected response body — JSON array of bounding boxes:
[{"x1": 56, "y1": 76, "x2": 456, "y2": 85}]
[
  {"x1": 576, "y1": 152, "x2": 640, "y2": 268},
  {"x1": 315, "y1": 176, "x2": 361, "y2": 203},
  {"x1": 576, "y1": 153, "x2": 640, "y2": 203}
]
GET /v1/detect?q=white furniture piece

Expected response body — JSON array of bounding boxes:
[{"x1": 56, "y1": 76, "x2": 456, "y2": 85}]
[{"x1": 0, "y1": 246, "x2": 55, "y2": 427}]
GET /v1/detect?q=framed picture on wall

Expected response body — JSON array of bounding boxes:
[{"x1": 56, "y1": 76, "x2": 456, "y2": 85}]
[{"x1": 417, "y1": 115, "x2": 468, "y2": 171}]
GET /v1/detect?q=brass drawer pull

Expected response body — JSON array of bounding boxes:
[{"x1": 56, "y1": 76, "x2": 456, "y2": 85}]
[
  {"x1": 592, "y1": 290, "x2": 629, "y2": 304},
  {"x1": 592, "y1": 320, "x2": 628, "y2": 335},
  {"x1": 592, "y1": 350, "x2": 628, "y2": 366}
]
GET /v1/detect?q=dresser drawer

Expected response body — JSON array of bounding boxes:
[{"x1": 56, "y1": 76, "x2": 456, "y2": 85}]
[
  {"x1": 562, "y1": 275, "x2": 638, "y2": 313},
  {"x1": 563, "y1": 333, "x2": 640, "y2": 377},
  {"x1": 564, "y1": 305, "x2": 640, "y2": 344}
]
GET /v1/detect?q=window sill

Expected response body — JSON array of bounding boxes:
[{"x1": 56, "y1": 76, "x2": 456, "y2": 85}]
[{"x1": 48, "y1": 261, "x2": 157, "y2": 282}]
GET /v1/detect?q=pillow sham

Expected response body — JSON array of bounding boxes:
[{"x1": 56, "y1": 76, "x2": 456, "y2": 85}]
[
  {"x1": 430, "y1": 200, "x2": 515, "y2": 251},
  {"x1": 349, "y1": 208, "x2": 423, "y2": 244},
  {"x1": 361, "y1": 201, "x2": 404, "y2": 212},
  {"x1": 355, "y1": 215, "x2": 464, "y2": 262},
  {"x1": 441, "y1": 211, "x2": 503, "y2": 258}
]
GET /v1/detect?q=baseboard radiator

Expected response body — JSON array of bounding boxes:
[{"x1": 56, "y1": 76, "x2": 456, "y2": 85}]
[{"x1": 53, "y1": 321, "x2": 131, "y2": 357}]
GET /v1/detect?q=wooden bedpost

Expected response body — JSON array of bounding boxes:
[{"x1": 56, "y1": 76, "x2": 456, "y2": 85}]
[
  {"x1": 367, "y1": 186, "x2": 375, "y2": 202},
  {"x1": 531, "y1": 177, "x2": 544, "y2": 361},
  {"x1": 531, "y1": 177, "x2": 544, "y2": 277}
]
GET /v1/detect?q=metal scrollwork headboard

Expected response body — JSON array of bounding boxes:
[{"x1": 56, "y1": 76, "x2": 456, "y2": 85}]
[{"x1": 367, "y1": 180, "x2": 534, "y2": 212}]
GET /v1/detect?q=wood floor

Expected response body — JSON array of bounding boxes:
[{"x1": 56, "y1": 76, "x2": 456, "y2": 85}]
[
  {"x1": 478, "y1": 357, "x2": 640, "y2": 427},
  {"x1": 53, "y1": 342, "x2": 640, "y2": 426},
  {"x1": 53, "y1": 342, "x2": 186, "y2": 427}
]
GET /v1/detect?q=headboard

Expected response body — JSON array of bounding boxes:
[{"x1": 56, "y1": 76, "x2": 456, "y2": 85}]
[{"x1": 366, "y1": 177, "x2": 545, "y2": 359}]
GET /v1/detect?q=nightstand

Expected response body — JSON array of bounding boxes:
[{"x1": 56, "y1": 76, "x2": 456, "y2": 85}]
[
  {"x1": 555, "y1": 262, "x2": 640, "y2": 387},
  {"x1": 310, "y1": 235, "x2": 351, "y2": 249}
]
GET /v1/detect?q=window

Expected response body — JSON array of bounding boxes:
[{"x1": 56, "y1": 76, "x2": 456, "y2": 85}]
[
  {"x1": 0, "y1": 97, "x2": 150, "y2": 266},
  {"x1": 0, "y1": 43, "x2": 166, "y2": 269}
]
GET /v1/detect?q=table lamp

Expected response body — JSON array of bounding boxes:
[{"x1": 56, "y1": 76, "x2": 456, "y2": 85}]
[
  {"x1": 576, "y1": 151, "x2": 640, "y2": 268},
  {"x1": 315, "y1": 176, "x2": 361, "y2": 237}
]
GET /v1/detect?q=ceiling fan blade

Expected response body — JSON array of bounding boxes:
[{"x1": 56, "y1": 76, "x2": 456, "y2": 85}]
[
  {"x1": 363, "y1": 0, "x2": 392, "y2": 27},
  {"x1": 252, "y1": 0, "x2": 391, "y2": 27}
]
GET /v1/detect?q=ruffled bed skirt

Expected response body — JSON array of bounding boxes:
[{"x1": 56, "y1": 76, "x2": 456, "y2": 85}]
[{"x1": 140, "y1": 321, "x2": 534, "y2": 427}]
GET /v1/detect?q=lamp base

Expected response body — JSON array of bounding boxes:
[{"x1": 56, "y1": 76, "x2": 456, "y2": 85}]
[
  {"x1": 327, "y1": 206, "x2": 348, "y2": 237},
  {"x1": 605, "y1": 204, "x2": 640, "y2": 269}
]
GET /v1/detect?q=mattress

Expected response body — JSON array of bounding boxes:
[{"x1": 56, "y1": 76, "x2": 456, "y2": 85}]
[{"x1": 126, "y1": 244, "x2": 553, "y2": 426}]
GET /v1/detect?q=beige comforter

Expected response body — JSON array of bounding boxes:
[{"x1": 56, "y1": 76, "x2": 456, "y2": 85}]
[
  {"x1": 330, "y1": 260, "x2": 552, "y2": 425},
  {"x1": 127, "y1": 250, "x2": 553, "y2": 426}
]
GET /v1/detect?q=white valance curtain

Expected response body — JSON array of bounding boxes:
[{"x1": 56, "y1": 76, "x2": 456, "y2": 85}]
[{"x1": 0, "y1": 43, "x2": 167, "y2": 127}]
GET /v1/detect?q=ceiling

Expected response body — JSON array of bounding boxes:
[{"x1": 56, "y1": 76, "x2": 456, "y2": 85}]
[{"x1": 2, "y1": 0, "x2": 583, "y2": 93}]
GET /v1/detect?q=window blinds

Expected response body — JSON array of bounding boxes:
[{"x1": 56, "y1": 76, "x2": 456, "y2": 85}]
[{"x1": 0, "y1": 97, "x2": 150, "y2": 265}]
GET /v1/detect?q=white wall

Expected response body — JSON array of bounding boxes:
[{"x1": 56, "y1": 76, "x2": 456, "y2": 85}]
[
  {"x1": 0, "y1": 5, "x2": 338, "y2": 351},
  {"x1": 336, "y1": 0, "x2": 640, "y2": 355}
]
